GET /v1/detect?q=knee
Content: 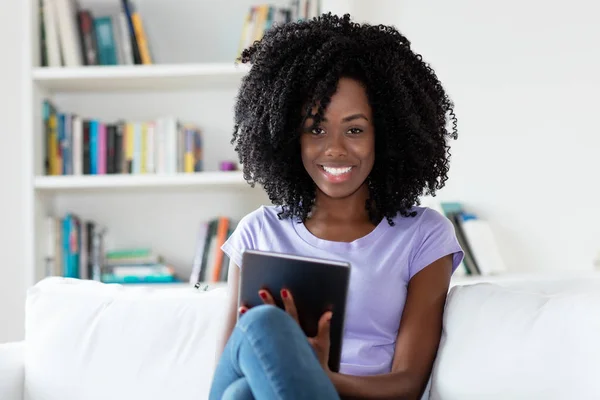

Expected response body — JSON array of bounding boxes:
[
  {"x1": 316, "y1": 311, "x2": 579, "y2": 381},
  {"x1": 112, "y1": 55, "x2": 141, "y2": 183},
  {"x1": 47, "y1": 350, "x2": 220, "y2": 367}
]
[{"x1": 240, "y1": 304, "x2": 292, "y2": 329}]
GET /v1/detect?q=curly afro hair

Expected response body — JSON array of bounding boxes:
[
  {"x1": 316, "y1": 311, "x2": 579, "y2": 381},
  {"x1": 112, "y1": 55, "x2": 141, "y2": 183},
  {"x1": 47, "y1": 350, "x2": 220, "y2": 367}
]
[{"x1": 232, "y1": 13, "x2": 458, "y2": 225}]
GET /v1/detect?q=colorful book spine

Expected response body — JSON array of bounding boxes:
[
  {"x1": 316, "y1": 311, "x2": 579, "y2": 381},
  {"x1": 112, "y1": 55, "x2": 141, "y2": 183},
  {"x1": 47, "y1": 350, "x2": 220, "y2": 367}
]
[
  {"x1": 98, "y1": 122, "x2": 107, "y2": 175},
  {"x1": 90, "y1": 120, "x2": 98, "y2": 175},
  {"x1": 41, "y1": 105, "x2": 205, "y2": 176}
]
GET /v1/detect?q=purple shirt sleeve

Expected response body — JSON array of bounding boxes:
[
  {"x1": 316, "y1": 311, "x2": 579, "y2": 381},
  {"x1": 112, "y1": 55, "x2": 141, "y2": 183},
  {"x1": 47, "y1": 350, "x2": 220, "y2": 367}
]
[
  {"x1": 220, "y1": 207, "x2": 264, "y2": 268},
  {"x1": 409, "y1": 208, "x2": 464, "y2": 280}
]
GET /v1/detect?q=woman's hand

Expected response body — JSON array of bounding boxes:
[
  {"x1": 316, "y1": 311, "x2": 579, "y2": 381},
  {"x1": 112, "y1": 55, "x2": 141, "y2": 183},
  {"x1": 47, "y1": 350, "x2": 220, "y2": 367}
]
[{"x1": 239, "y1": 289, "x2": 333, "y2": 371}]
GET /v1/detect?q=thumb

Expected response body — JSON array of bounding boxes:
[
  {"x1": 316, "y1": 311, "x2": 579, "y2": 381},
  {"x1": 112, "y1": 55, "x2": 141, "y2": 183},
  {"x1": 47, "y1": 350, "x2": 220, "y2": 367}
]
[{"x1": 317, "y1": 311, "x2": 333, "y2": 340}]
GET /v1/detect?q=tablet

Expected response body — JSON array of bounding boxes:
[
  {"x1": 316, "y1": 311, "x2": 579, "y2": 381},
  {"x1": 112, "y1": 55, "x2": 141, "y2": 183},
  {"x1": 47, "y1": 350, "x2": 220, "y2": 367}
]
[{"x1": 239, "y1": 249, "x2": 351, "y2": 372}]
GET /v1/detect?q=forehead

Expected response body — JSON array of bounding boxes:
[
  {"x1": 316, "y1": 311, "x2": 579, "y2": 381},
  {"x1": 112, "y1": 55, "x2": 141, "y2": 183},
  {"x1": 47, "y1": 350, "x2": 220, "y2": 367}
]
[{"x1": 307, "y1": 77, "x2": 372, "y2": 119}]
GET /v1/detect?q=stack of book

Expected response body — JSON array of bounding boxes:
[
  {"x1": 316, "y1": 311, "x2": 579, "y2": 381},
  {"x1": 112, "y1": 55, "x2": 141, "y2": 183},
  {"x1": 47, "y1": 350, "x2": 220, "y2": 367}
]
[
  {"x1": 42, "y1": 101, "x2": 203, "y2": 176},
  {"x1": 39, "y1": 0, "x2": 152, "y2": 67},
  {"x1": 102, "y1": 249, "x2": 177, "y2": 284}
]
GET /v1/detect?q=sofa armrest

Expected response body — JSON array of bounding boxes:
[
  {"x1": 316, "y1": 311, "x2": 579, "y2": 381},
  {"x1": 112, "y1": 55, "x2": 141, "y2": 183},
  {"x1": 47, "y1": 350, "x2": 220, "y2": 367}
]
[{"x1": 0, "y1": 341, "x2": 24, "y2": 400}]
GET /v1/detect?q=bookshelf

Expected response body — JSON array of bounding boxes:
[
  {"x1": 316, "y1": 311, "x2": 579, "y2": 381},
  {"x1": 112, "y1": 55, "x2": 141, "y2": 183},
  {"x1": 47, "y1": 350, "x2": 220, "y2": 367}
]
[{"x1": 22, "y1": 0, "x2": 300, "y2": 288}]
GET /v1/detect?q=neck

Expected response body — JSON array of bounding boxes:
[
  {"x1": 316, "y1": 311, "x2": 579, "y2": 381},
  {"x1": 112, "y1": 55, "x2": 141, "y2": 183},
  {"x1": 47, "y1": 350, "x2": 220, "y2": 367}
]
[{"x1": 309, "y1": 183, "x2": 373, "y2": 224}]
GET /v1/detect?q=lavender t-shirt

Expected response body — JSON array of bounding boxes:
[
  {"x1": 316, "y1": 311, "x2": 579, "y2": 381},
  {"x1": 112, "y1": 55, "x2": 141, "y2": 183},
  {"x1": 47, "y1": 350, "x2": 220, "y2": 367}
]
[{"x1": 221, "y1": 205, "x2": 464, "y2": 376}]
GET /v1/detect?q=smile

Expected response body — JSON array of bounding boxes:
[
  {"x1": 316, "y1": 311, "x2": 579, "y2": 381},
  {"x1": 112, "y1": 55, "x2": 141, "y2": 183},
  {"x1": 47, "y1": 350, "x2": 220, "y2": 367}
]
[
  {"x1": 318, "y1": 165, "x2": 354, "y2": 183},
  {"x1": 321, "y1": 166, "x2": 353, "y2": 176}
]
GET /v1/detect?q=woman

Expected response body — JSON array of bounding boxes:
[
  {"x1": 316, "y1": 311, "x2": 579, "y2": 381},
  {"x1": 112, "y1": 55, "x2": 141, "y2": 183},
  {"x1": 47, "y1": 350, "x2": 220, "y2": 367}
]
[{"x1": 209, "y1": 13, "x2": 464, "y2": 400}]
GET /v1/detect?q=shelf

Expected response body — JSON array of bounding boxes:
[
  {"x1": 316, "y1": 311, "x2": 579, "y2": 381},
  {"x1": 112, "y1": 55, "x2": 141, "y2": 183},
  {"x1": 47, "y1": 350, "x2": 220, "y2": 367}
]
[
  {"x1": 34, "y1": 171, "x2": 251, "y2": 193},
  {"x1": 32, "y1": 63, "x2": 250, "y2": 93}
]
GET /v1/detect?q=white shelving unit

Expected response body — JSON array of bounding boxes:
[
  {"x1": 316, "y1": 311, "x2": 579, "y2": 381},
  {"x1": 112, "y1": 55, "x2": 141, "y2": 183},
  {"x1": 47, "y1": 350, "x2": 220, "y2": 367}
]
[{"x1": 22, "y1": 0, "x2": 283, "y2": 288}]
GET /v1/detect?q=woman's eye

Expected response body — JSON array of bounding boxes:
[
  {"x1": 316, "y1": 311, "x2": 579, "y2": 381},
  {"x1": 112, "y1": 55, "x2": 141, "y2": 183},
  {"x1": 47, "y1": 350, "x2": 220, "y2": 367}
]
[
  {"x1": 348, "y1": 128, "x2": 363, "y2": 134},
  {"x1": 311, "y1": 127, "x2": 325, "y2": 135}
]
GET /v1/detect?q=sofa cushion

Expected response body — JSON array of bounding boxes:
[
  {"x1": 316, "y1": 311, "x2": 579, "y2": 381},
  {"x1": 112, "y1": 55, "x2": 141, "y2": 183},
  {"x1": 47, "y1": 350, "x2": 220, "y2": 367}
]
[
  {"x1": 24, "y1": 277, "x2": 228, "y2": 400},
  {"x1": 430, "y1": 282, "x2": 600, "y2": 399},
  {"x1": 0, "y1": 342, "x2": 24, "y2": 400}
]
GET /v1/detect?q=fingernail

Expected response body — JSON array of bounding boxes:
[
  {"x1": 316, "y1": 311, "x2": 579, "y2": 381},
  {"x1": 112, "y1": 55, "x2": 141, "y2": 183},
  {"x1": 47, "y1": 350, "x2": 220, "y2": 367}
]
[
  {"x1": 281, "y1": 289, "x2": 288, "y2": 299},
  {"x1": 239, "y1": 307, "x2": 247, "y2": 315},
  {"x1": 259, "y1": 291, "x2": 267, "y2": 300}
]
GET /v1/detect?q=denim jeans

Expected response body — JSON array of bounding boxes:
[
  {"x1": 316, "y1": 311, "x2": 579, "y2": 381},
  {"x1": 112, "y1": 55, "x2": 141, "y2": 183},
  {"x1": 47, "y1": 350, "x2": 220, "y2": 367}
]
[{"x1": 209, "y1": 305, "x2": 340, "y2": 400}]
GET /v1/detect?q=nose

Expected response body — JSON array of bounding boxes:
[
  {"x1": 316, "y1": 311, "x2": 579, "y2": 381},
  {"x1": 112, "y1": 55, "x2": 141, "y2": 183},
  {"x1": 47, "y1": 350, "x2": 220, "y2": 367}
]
[{"x1": 324, "y1": 131, "x2": 347, "y2": 158}]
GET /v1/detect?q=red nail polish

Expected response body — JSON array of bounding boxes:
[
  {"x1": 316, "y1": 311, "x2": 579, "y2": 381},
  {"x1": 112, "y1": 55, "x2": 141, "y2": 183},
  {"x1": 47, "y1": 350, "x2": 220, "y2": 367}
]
[
  {"x1": 259, "y1": 291, "x2": 267, "y2": 300},
  {"x1": 239, "y1": 308, "x2": 247, "y2": 315},
  {"x1": 282, "y1": 289, "x2": 288, "y2": 299}
]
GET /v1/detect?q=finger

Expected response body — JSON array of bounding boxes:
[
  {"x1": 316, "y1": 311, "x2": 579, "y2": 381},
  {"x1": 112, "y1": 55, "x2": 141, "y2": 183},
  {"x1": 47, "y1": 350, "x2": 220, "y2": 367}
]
[
  {"x1": 238, "y1": 306, "x2": 249, "y2": 316},
  {"x1": 281, "y1": 288, "x2": 300, "y2": 324},
  {"x1": 317, "y1": 311, "x2": 332, "y2": 340},
  {"x1": 258, "y1": 289, "x2": 276, "y2": 305}
]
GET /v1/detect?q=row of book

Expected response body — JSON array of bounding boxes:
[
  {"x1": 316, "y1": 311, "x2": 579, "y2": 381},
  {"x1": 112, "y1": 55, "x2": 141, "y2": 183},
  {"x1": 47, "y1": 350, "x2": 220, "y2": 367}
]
[
  {"x1": 39, "y1": 0, "x2": 152, "y2": 67},
  {"x1": 189, "y1": 217, "x2": 237, "y2": 284},
  {"x1": 237, "y1": 1, "x2": 321, "y2": 59},
  {"x1": 45, "y1": 214, "x2": 179, "y2": 284},
  {"x1": 45, "y1": 214, "x2": 104, "y2": 280},
  {"x1": 436, "y1": 202, "x2": 508, "y2": 276},
  {"x1": 42, "y1": 100, "x2": 203, "y2": 176}
]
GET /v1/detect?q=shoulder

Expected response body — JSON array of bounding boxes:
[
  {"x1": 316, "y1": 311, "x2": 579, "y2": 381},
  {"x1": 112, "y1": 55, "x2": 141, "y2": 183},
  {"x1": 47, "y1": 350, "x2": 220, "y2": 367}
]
[
  {"x1": 415, "y1": 206, "x2": 453, "y2": 231},
  {"x1": 391, "y1": 206, "x2": 453, "y2": 233},
  {"x1": 221, "y1": 205, "x2": 293, "y2": 267},
  {"x1": 236, "y1": 205, "x2": 266, "y2": 232},
  {"x1": 393, "y1": 206, "x2": 463, "y2": 279},
  {"x1": 236, "y1": 205, "x2": 287, "y2": 229}
]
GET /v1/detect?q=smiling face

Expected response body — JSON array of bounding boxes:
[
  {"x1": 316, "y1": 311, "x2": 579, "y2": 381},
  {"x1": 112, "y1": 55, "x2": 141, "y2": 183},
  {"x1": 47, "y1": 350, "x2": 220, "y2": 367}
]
[{"x1": 300, "y1": 77, "x2": 375, "y2": 201}]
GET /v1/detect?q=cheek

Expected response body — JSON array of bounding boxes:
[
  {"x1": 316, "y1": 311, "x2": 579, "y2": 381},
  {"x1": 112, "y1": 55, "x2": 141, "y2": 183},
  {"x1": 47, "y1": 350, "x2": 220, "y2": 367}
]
[
  {"x1": 356, "y1": 137, "x2": 375, "y2": 165},
  {"x1": 300, "y1": 138, "x2": 315, "y2": 166},
  {"x1": 301, "y1": 138, "x2": 319, "y2": 159}
]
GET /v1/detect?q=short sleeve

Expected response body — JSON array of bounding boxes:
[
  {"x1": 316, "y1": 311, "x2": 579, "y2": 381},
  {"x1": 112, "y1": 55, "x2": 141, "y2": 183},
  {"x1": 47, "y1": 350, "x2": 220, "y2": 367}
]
[
  {"x1": 220, "y1": 206, "x2": 264, "y2": 268},
  {"x1": 409, "y1": 208, "x2": 464, "y2": 279}
]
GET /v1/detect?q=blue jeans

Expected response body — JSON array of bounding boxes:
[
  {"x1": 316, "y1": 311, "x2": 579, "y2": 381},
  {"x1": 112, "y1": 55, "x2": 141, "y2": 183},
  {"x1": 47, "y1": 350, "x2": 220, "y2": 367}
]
[{"x1": 209, "y1": 305, "x2": 340, "y2": 400}]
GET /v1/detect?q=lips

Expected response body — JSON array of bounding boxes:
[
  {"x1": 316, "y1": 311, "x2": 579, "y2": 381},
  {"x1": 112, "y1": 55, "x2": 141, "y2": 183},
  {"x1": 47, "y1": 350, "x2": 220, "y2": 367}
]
[{"x1": 318, "y1": 164, "x2": 354, "y2": 183}]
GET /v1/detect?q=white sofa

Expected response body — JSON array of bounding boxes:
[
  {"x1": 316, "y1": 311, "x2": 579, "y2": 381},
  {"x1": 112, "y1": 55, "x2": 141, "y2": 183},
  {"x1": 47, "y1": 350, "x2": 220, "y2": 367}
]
[{"x1": 2, "y1": 274, "x2": 600, "y2": 400}]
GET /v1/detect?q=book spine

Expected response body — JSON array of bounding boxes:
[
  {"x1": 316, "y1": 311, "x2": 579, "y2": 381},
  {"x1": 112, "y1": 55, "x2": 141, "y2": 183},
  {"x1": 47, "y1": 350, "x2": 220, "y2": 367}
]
[
  {"x1": 90, "y1": 120, "x2": 98, "y2": 175},
  {"x1": 72, "y1": 116, "x2": 83, "y2": 175},
  {"x1": 117, "y1": 11, "x2": 134, "y2": 65},
  {"x1": 130, "y1": 11, "x2": 152, "y2": 64},
  {"x1": 120, "y1": 0, "x2": 142, "y2": 64},
  {"x1": 77, "y1": 10, "x2": 98, "y2": 65},
  {"x1": 58, "y1": 113, "x2": 65, "y2": 175},
  {"x1": 93, "y1": 16, "x2": 118, "y2": 65},
  {"x1": 42, "y1": 0, "x2": 62, "y2": 66},
  {"x1": 82, "y1": 120, "x2": 91, "y2": 175},
  {"x1": 146, "y1": 123, "x2": 155, "y2": 174}
]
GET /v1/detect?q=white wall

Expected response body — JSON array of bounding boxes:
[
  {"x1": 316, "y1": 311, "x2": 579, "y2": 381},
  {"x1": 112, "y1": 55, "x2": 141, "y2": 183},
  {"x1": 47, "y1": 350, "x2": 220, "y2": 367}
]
[
  {"x1": 353, "y1": 0, "x2": 600, "y2": 272},
  {"x1": 0, "y1": 1, "x2": 26, "y2": 342}
]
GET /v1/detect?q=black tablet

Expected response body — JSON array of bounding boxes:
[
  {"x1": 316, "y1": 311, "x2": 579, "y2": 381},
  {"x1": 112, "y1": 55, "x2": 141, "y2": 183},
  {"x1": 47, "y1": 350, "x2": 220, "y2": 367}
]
[{"x1": 239, "y1": 249, "x2": 351, "y2": 372}]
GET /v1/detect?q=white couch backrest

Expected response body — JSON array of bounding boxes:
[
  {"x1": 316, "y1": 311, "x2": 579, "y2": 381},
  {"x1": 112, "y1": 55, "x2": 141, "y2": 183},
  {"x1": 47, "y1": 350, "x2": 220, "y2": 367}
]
[
  {"x1": 431, "y1": 281, "x2": 600, "y2": 400},
  {"x1": 25, "y1": 278, "x2": 228, "y2": 400}
]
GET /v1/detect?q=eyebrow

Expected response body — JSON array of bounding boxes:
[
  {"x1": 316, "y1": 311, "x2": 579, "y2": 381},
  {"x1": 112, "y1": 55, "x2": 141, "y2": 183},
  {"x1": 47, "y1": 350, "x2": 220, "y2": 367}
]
[
  {"x1": 341, "y1": 113, "x2": 369, "y2": 123},
  {"x1": 307, "y1": 113, "x2": 370, "y2": 123}
]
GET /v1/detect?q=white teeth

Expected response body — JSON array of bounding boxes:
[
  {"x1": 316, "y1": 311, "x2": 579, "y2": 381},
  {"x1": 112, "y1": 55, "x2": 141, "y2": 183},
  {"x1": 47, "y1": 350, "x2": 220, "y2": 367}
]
[{"x1": 322, "y1": 166, "x2": 352, "y2": 176}]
